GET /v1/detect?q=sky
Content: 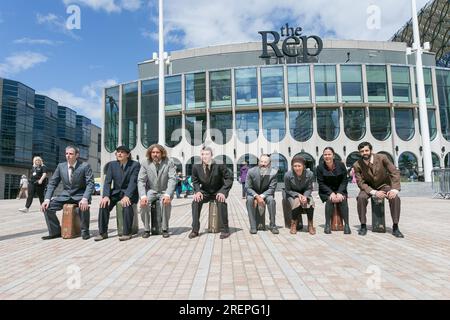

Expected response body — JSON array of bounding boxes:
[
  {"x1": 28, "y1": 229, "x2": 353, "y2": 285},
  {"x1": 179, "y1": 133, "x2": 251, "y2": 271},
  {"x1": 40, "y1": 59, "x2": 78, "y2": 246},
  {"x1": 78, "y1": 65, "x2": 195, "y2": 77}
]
[{"x1": 0, "y1": 0, "x2": 430, "y2": 126}]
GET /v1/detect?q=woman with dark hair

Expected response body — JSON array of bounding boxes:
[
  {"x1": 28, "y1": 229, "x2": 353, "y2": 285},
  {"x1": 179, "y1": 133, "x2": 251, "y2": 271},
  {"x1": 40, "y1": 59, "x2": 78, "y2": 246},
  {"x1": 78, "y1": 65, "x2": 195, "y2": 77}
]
[
  {"x1": 283, "y1": 155, "x2": 316, "y2": 235},
  {"x1": 316, "y1": 147, "x2": 351, "y2": 234}
]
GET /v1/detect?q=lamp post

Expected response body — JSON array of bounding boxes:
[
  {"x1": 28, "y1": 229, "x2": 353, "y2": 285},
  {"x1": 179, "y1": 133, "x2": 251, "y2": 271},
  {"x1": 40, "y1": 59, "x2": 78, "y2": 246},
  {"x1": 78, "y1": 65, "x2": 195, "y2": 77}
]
[{"x1": 407, "y1": 0, "x2": 433, "y2": 182}]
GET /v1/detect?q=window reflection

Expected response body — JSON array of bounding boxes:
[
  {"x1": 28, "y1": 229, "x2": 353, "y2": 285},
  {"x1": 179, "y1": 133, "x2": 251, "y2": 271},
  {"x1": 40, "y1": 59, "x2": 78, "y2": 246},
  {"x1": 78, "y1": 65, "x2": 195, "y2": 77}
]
[
  {"x1": 262, "y1": 111, "x2": 286, "y2": 142},
  {"x1": 141, "y1": 79, "x2": 159, "y2": 148},
  {"x1": 235, "y1": 68, "x2": 258, "y2": 107},
  {"x1": 122, "y1": 82, "x2": 138, "y2": 150},
  {"x1": 317, "y1": 108, "x2": 340, "y2": 141},
  {"x1": 370, "y1": 108, "x2": 391, "y2": 141},
  {"x1": 236, "y1": 111, "x2": 259, "y2": 143},
  {"x1": 395, "y1": 108, "x2": 415, "y2": 141},
  {"x1": 186, "y1": 72, "x2": 206, "y2": 109},
  {"x1": 289, "y1": 109, "x2": 313, "y2": 142},
  {"x1": 210, "y1": 112, "x2": 233, "y2": 145},
  {"x1": 185, "y1": 114, "x2": 206, "y2": 146},
  {"x1": 105, "y1": 86, "x2": 119, "y2": 152},
  {"x1": 261, "y1": 67, "x2": 284, "y2": 105},
  {"x1": 165, "y1": 75, "x2": 182, "y2": 111},
  {"x1": 288, "y1": 66, "x2": 310, "y2": 104},
  {"x1": 391, "y1": 66, "x2": 411, "y2": 103},
  {"x1": 314, "y1": 65, "x2": 337, "y2": 103},
  {"x1": 366, "y1": 65, "x2": 388, "y2": 102},
  {"x1": 166, "y1": 116, "x2": 182, "y2": 148},
  {"x1": 344, "y1": 108, "x2": 366, "y2": 141},
  {"x1": 210, "y1": 70, "x2": 231, "y2": 108},
  {"x1": 341, "y1": 65, "x2": 363, "y2": 102}
]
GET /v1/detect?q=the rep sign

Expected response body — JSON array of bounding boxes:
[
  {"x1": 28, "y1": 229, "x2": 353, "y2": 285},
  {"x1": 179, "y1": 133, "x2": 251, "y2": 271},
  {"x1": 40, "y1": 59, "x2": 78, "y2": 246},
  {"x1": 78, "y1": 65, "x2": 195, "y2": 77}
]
[{"x1": 259, "y1": 23, "x2": 323, "y2": 61}]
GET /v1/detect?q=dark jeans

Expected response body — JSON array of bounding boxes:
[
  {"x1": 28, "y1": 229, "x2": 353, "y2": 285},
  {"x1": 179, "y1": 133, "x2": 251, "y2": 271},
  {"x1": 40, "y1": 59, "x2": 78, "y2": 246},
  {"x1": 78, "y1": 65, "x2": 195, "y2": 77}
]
[
  {"x1": 25, "y1": 182, "x2": 46, "y2": 208},
  {"x1": 241, "y1": 183, "x2": 247, "y2": 198},
  {"x1": 98, "y1": 195, "x2": 134, "y2": 235},
  {"x1": 44, "y1": 198, "x2": 90, "y2": 236},
  {"x1": 192, "y1": 194, "x2": 229, "y2": 233},
  {"x1": 291, "y1": 207, "x2": 314, "y2": 222},
  {"x1": 176, "y1": 185, "x2": 182, "y2": 198}
]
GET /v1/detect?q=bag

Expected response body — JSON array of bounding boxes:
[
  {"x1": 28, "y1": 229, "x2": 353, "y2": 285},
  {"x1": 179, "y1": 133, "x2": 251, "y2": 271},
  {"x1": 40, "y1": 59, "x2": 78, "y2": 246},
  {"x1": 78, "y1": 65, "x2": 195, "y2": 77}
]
[
  {"x1": 150, "y1": 202, "x2": 162, "y2": 235},
  {"x1": 62, "y1": 204, "x2": 81, "y2": 239},
  {"x1": 207, "y1": 201, "x2": 220, "y2": 233},
  {"x1": 331, "y1": 204, "x2": 344, "y2": 231},
  {"x1": 371, "y1": 197, "x2": 386, "y2": 233},
  {"x1": 116, "y1": 202, "x2": 139, "y2": 236},
  {"x1": 253, "y1": 199, "x2": 266, "y2": 231}
]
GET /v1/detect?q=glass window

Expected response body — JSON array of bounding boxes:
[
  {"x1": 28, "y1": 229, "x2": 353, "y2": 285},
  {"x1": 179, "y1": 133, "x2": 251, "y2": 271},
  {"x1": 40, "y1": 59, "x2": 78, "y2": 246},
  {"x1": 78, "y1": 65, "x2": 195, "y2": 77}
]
[
  {"x1": 395, "y1": 108, "x2": 415, "y2": 141},
  {"x1": 289, "y1": 108, "x2": 313, "y2": 142},
  {"x1": 431, "y1": 152, "x2": 440, "y2": 169},
  {"x1": 235, "y1": 68, "x2": 258, "y2": 107},
  {"x1": 391, "y1": 66, "x2": 411, "y2": 103},
  {"x1": 398, "y1": 152, "x2": 418, "y2": 181},
  {"x1": 185, "y1": 114, "x2": 206, "y2": 146},
  {"x1": 317, "y1": 108, "x2": 340, "y2": 141},
  {"x1": 445, "y1": 153, "x2": 450, "y2": 168},
  {"x1": 270, "y1": 153, "x2": 288, "y2": 182},
  {"x1": 418, "y1": 109, "x2": 437, "y2": 141},
  {"x1": 370, "y1": 108, "x2": 391, "y2": 141},
  {"x1": 378, "y1": 152, "x2": 395, "y2": 165},
  {"x1": 141, "y1": 79, "x2": 159, "y2": 148},
  {"x1": 210, "y1": 112, "x2": 233, "y2": 145},
  {"x1": 261, "y1": 67, "x2": 284, "y2": 105},
  {"x1": 346, "y1": 151, "x2": 361, "y2": 168},
  {"x1": 314, "y1": 65, "x2": 337, "y2": 103},
  {"x1": 436, "y1": 69, "x2": 450, "y2": 141},
  {"x1": 262, "y1": 111, "x2": 286, "y2": 142},
  {"x1": 186, "y1": 156, "x2": 202, "y2": 176},
  {"x1": 214, "y1": 155, "x2": 234, "y2": 175},
  {"x1": 236, "y1": 111, "x2": 259, "y2": 143},
  {"x1": 166, "y1": 115, "x2": 182, "y2": 147},
  {"x1": 366, "y1": 65, "x2": 388, "y2": 102},
  {"x1": 341, "y1": 65, "x2": 363, "y2": 102},
  {"x1": 170, "y1": 157, "x2": 183, "y2": 173},
  {"x1": 122, "y1": 82, "x2": 138, "y2": 150},
  {"x1": 165, "y1": 75, "x2": 182, "y2": 111},
  {"x1": 288, "y1": 65, "x2": 311, "y2": 103},
  {"x1": 414, "y1": 67, "x2": 434, "y2": 105},
  {"x1": 344, "y1": 108, "x2": 366, "y2": 141},
  {"x1": 210, "y1": 70, "x2": 231, "y2": 108},
  {"x1": 185, "y1": 72, "x2": 206, "y2": 109},
  {"x1": 294, "y1": 152, "x2": 316, "y2": 172}
]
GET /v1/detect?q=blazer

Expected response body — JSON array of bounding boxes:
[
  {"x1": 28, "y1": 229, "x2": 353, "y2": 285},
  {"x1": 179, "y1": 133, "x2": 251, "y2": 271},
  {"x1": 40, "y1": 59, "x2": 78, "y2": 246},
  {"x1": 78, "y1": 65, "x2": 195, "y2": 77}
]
[
  {"x1": 103, "y1": 160, "x2": 140, "y2": 203},
  {"x1": 316, "y1": 160, "x2": 348, "y2": 202},
  {"x1": 353, "y1": 153, "x2": 401, "y2": 194},
  {"x1": 45, "y1": 161, "x2": 95, "y2": 203},
  {"x1": 192, "y1": 162, "x2": 233, "y2": 197},
  {"x1": 283, "y1": 169, "x2": 314, "y2": 199},
  {"x1": 137, "y1": 158, "x2": 177, "y2": 198},
  {"x1": 245, "y1": 166, "x2": 278, "y2": 198}
]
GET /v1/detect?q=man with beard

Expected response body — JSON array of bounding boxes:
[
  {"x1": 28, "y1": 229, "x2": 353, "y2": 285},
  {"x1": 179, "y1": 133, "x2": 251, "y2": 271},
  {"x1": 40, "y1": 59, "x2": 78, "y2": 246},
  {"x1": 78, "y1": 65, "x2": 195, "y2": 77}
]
[{"x1": 353, "y1": 142, "x2": 404, "y2": 238}]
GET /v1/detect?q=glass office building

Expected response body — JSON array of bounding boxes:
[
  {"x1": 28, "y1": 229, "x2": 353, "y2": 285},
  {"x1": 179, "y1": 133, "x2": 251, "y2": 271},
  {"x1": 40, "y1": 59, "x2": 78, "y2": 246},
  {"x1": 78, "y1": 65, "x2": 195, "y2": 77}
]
[{"x1": 103, "y1": 40, "x2": 450, "y2": 181}]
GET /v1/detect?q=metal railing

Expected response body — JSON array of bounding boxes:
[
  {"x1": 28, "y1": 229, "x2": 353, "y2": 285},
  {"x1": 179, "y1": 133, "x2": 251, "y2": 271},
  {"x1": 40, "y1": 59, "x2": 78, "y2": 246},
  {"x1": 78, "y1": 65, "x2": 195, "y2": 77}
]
[{"x1": 431, "y1": 169, "x2": 450, "y2": 199}]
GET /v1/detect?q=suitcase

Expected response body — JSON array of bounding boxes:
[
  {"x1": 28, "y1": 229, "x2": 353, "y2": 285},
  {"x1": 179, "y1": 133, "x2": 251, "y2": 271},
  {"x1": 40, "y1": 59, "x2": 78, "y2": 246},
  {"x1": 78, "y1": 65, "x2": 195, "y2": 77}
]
[
  {"x1": 207, "y1": 201, "x2": 220, "y2": 233},
  {"x1": 62, "y1": 204, "x2": 81, "y2": 239},
  {"x1": 282, "y1": 192, "x2": 303, "y2": 230},
  {"x1": 253, "y1": 199, "x2": 266, "y2": 231},
  {"x1": 371, "y1": 197, "x2": 386, "y2": 233},
  {"x1": 116, "y1": 202, "x2": 139, "y2": 236},
  {"x1": 331, "y1": 204, "x2": 344, "y2": 231},
  {"x1": 150, "y1": 202, "x2": 162, "y2": 235}
]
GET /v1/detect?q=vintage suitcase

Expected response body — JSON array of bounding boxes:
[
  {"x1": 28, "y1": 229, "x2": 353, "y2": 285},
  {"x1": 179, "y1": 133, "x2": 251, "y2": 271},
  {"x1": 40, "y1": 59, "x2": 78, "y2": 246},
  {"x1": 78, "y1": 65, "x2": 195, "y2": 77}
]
[
  {"x1": 207, "y1": 200, "x2": 220, "y2": 233},
  {"x1": 253, "y1": 199, "x2": 266, "y2": 231},
  {"x1": 116, "y1": 202, "x2": 139, "y2": 236},
  {"x1": 150, "y1": 202, "x2": 162, "y2": 235},
  {"x1": 62, "y1": 204, "x2": 81, "y2": 239},
  {"x1": 281, "y1": 191, "x2": 303, "y2": 230},
  {"x1": 331, "y1": 204, "x2": 344, "y2": 231},
  {"x1": 371, "y1": 197, "x2": 386, "y2": 233}
]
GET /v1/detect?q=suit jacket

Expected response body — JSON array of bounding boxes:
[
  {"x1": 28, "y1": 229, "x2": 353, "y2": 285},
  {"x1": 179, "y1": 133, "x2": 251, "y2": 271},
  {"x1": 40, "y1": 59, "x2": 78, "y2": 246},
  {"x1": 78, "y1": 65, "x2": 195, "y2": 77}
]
[
  {"x1": 284, "y1": 169, "x2": 314, "y2": 199},
  {"x1": 137, "y1": 158, "x2": 177, "y2": 198},
  {"x1": 45, "y1": 161, "x2": 95, "y2": 202},
  {"x1": 353, "y1": 153, "x2": 401, "y2": 194},
  {"x1": 103, "y1": 160, "x2": 140, "y2": 203},
  {"x1": 192, "y1": 162, "x2": 233, "y2": 197},
  {"x1": 316, "y1": 160, "x2": 348, "y2": 202},
  {"x1": 245, "y1": 166, "x2": 278, "y2": 198}
]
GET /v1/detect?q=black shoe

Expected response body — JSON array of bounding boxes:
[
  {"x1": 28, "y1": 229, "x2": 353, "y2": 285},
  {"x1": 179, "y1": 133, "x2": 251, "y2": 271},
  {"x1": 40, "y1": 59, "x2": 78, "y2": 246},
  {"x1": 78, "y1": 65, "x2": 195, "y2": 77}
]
[
  {"x1": 188, "y1": 231, "x2": 199, "y2": 239},
  {"x1": 344, "y1": 224, "x2": 351, "y2": 235},
  {"x1": 41, "y1": 234, "x2": 61, "y2": 240},
  {"x1": 94, "y1": 233, "x2": 108, "y2": 241},
  {"x1": 142, "y1": 231, "x2": 151, "y2": 238},
  {"x1": 297, "y1": 224, "x2": 303, "y2": 231},
  {"x1": 358, "y1": 227, "x2": 367, "y2": 236},
  {"x1": 250, "y1": 229, "x2": 257, "y2": 234},
  {"x1": 220, "y1": 232, "x2": 230, "y2": 239},
  {"x1": 324, "y1": 224, "x2": 331, "y2": 234},
  {"x1": 392, "y1": 229, "x2": 404, "y2": 238},
  {"x1": 82, "y1": 233, "x2": 90, "y2": 240},
  {"x1": 162, "y1": 230, "x2": 170, "y2": 238},
  {"x1": 270, "y1": 227, "x2": 279, "y2": 234}
]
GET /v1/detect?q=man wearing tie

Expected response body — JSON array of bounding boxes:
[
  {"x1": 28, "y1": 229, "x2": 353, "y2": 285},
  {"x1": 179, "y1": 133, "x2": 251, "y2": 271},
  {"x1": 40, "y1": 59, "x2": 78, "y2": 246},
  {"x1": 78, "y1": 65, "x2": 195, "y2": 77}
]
[
  {"x1": 189, "y1": 147, "x2": 233, "y2": 239},
  {"x1": 245, "y1": 154, "x2": 279, "y2": 234},
  {"x1": 138, "y1": 144, "x2": 177, "y2": 238},
  {"x1": 95, "y1": 145, "x2": 140, "y2": 241},
  {"x1": 41, "y1": 145, "x2": 95, "y2": 240}
]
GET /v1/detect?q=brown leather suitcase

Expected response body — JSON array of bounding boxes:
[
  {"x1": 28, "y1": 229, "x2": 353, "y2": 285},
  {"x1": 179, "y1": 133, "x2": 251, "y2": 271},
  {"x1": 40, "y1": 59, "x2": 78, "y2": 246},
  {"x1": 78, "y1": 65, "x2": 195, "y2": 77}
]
[
  {"x1": 331, "y1": 204, "x2": 344, "y2": 231},
  {"x1": 207, "y1": 201, "x2": 220, "y2": 233},
  {"x1": 62, "y1": 204, "x2": 81, "y2": 239}
]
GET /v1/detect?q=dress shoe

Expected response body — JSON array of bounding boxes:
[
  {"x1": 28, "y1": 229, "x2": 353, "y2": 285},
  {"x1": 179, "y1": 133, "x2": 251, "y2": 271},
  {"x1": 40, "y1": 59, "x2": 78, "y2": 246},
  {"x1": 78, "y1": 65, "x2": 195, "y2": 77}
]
[
  {"x1": 344, "y1": 224, "x2": 351, "y2": 234},
  {"x1": 358, "y1": 226, "x2": 367, "y2": 236},
  {"x1": 290, "y1": 220, "x2": 298, "y2": 235},
  {"x1": 270, "y1": 227, "x2": 279, "y2": 234},
  {"x1": 250, "y1": 229, "x2": 257, "y2": 234},
  {"x1": 41, "y1": 234, "x2": 61, "y2": 240},
  {"x1": 392, "y1": 229, "x2": 404, "y2": 238},
  {"x1": 162, "y1": 230, "x2": 170, "y2": 238},
  {"x1": 308, "y1": 224, "x2": 316, "y2": 235},
  {"x1": 82, "y1": 233, "x2": 90, "y2": 240},
  {"x1": 142, "y1": 231, "x2": 151, "y2": 238},
  {"x1": 324, "y1": 224, "x2": 331, "y2": 234},
  {"x1": 188, "y1": 231, "x2": 199, "y2": 239},
  {"x1": 220, "y1": 232, "x2": 230, "y2": 239},
  {"x1": 94, "y1": 233, "x2": 108, "y2": 241},
  {"x1": 119, "y1": 235, "x2": 132, "y2": 241}
]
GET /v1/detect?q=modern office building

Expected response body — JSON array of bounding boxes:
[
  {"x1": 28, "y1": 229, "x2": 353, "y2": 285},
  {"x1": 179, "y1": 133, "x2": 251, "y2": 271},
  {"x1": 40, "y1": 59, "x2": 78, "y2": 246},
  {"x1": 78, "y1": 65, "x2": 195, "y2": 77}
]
[{"x1": 102, "y1": 38, "x2": 450, "y2": 183}]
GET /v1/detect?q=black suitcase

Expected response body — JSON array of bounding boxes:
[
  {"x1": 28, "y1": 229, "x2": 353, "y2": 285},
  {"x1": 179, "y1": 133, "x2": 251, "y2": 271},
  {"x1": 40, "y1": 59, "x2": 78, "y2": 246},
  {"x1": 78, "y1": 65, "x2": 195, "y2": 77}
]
[
  {"x1": 150, "y1": 202, "x2": 162, "y2": 235},
  {"x1": 371, "y1": 197, "x2": 386, "y2": 233},
  {"x1": 116, "y1": 203, "x2": 139, "y2": 236}
]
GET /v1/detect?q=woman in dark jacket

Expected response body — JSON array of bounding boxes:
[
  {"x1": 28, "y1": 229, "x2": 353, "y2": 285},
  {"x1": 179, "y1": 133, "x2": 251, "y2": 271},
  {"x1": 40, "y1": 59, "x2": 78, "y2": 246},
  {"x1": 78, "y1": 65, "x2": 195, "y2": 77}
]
[
  {"x1": 316, "y1": 147, "x2": 351, "y2": 234},
  {"x1": 19, "y1": 156, "x2": 48, "y2": 213}
]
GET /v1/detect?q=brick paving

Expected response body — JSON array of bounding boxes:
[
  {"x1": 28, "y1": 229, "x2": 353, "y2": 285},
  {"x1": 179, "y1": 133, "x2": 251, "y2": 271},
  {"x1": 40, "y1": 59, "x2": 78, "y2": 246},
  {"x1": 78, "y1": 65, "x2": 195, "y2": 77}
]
[{"x1": 0, "y1": 185, "x2": 449, "y2": 300}]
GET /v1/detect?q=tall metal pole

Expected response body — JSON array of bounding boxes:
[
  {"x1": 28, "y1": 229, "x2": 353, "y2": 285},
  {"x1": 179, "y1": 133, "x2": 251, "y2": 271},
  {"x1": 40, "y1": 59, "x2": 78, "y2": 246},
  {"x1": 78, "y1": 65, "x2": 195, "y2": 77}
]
[
  {"x1": 411, "y1": 0, "x2": 432, "y2": 182},
  {"x1": 158, "y1": 0, "x2": 166, "y2": 146}
]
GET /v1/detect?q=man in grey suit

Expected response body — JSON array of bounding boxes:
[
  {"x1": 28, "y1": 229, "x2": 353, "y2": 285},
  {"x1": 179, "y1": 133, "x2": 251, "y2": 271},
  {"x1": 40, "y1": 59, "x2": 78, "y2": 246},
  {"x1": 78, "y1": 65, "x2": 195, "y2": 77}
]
[
  {"x1": 138, "y1": 144, "x2": 177, "y2": 238},
  {"x1": 245, "y1": 154, "x2": 279, "y2": 234},
  {"x1": 41, "y1": 145, "x2": 95, "y2": 240}
]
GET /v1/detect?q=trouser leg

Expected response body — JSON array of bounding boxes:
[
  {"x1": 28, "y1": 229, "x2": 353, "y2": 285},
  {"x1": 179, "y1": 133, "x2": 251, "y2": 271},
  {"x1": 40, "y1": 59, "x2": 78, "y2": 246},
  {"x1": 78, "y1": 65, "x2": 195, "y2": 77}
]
[
  {"x1": 122, "y1": 204, "x2": 135, "y2": 235},
  {"x1": 79, "y1": 207, "x2": 90, "y2": 235},
  {"x1": 380, "y1": 186, "x2": 401, "y2": 224},
  {"x1": 25, "y1": 184, "x2": 35, "y2": 208},
  {"x1": 265, "y1": 196, "x2": 276, "y2": 228},
  {"x1": 306, "y1": 207, "x2": 314, "y2": 223},
  {"x1": 339, "y1": 199, "x2": 350, "y2": 225},
  {"x1": 161, "y1": 199, "x2": 172, "y2": 231},
  {"x1": 36, "y1": 184, "x2": 46, "y2": 204},
  {"x1": 357, "y1": 191, "x2": 370, "y2": 224},
  {"x1": 246, "y1": 196, "x2": 257, "y2": 230},
  {"x1": 217, "y1": 201, "x2": 229, "y2": 233},
  {"x1": 141, "y1": 206, "x2": 151, "y2": 232},
  {"x1": 191, "y1": 197, "x2": 209, "y2": 232},
  {"x1": 325, "y1": 200, "x2": 334, "y2": 226},
  {"x1": 98, "y1": 199, "x2": 117, "y2": 234},
  {"x1": 44, "y1": 199, "x2": 64, "y2": 236}
]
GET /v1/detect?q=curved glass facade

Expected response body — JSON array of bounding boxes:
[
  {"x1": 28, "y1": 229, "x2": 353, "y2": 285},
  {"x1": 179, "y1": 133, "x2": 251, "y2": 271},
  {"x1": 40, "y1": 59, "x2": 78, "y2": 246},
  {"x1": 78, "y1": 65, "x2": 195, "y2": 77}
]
[
  {"x1": 186, "y1": 156, "x2": 201, "y2": 176},
  {"x1": 166, "y1": 115, "x2": 182, "y2": 147},
  {"x1": 437, "y1": 69, "x2": 450, "y2": 141},
  {"x1": 398, "y1": 151, "x2": 418, "y2": 180},
  {"x1": 341, "y1": 65, "x2": 363, "y2": 102},
  {"x1": 366, "y1": 65, "x2": 388, "y2": 102},
  {"x1": 346, "y1": 151, "x2": 361, "y2": 168},
  {"x1": 294, "y1": 152, "x2": 315, "y2": 171},
  {"x1": 289, "y1": 108, "x2": 313, "y2": 142},
  {"x1": 431, "y1": 152, "x2": 440, "y2": 168},
  {"x1": 370, "y1": 108, "x2": 391, "y2": 140},
  {"x1": 391, "y1": 66, "x2": 411, "y2": 103},
  {"x1": 236, "y1": 111, "x2": 259, "y2": 143},
  {"x1": 186, "y1": 72, "x2": 206, "y2": 109},
  {"x1": 170, "y1": 157, "x2": 183, "y2": 173},
  {"x1": 185, "y1": 114, "x2": 206, "y2": 146},
  {"x1": 165, "y1": 75, "x2": 182, "y2": 111},
  {"x1": 122, "y1": 82, "x2": 138, "y2": 150},
  {"x1": 344, "y1": 108, "x2": 366, "y2": 141},
  {"x1": 378, "y1": 152, "x2": 395, "y2": 165},
  {"x1": 262, "y1": 110, "x2": 286, "y2": 142},
  {"x1": 317, "y1": 108, "x2": 339, "y2": 141},
  {"x1": 214, "y1": 155, "x2": 234, "y2": 175},
  {"x1": 445, "y1": 153, "x2": 450, "y2": 168},
  {"x1": 261, "y1": 67, "x2": 284, "y2": 105},
  {"x1": 210, "y1": 112, "x2": 233, "y2": 145},
  {"x1": 270, "y1": 153, "x2": 288, "y2": 182},
  {"x1": 104, "y1": 86, "x2": 119, "y2": 152},
  {"x1": 235, "y1": 68, "x2": 257, "y2": 107},
  {"x1": 288, "y1": 65, "x2": 311, "y2": 104},
  {"x1": 210, "y1": 70, "x2": 231, "y2": 108},
  {"x1": 395, "y1": 108, "x2": 415, "y2": 141},
  {"x1": 141, "y1": 79, "x2": 159, "y2": 148},
  {"x1": 314, "y1": 65, "x2": 337, "y2": 103}
]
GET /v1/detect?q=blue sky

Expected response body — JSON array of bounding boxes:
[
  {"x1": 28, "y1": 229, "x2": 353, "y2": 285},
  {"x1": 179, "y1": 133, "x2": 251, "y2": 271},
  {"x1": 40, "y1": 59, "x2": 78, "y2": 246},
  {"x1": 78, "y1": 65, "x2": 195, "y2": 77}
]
[{"x1": 0, "y1": 0, "x2": 429, "y2": 126}]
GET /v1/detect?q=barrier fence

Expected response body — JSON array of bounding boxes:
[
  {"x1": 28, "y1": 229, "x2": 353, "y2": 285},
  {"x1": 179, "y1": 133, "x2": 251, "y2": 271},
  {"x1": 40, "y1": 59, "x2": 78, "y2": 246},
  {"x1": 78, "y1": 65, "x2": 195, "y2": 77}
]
[{"x1": 432, "y1": 169, "x2": 450, "y2": 199}]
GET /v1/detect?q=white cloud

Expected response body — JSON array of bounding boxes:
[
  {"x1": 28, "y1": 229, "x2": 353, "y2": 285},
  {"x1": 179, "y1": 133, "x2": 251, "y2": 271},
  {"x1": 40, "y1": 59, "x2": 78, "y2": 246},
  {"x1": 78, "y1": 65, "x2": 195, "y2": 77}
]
[
  {"x1": 41, "y1": 79, "x2": 118, "y2": 126},
  {"x1": 14, "y1": 38, "x2": 62, "y2": 46},
  {"x1": 62, "y1": 0, "x2": 142, "y2": 13},
  {"x1": 36, "y1": 13, "x2": 81, "y2": 40},
  {"x1": 0, "y1": 52, "x2": 48, "y2": 78},
  {"x1": 148, "y1": 0, "x2": 430, "y2": 48}
]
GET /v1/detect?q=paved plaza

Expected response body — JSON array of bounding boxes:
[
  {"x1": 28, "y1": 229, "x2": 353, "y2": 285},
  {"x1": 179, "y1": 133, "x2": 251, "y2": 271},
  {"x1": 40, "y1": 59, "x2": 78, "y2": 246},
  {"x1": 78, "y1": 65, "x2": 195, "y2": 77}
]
[{"x1": 0, "y1": 184, "x2": 449, "y2": 300}]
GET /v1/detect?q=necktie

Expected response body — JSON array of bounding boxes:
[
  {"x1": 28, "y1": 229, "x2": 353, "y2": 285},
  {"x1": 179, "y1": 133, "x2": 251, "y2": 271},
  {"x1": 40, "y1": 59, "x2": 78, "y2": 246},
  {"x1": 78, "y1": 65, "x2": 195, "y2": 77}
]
[
  {"x1": 69, "y1": 166, "x2": 74, "y2": 183},
  {"x1": 205, "y1": 164, "x2": 211, "y2": 178}
]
